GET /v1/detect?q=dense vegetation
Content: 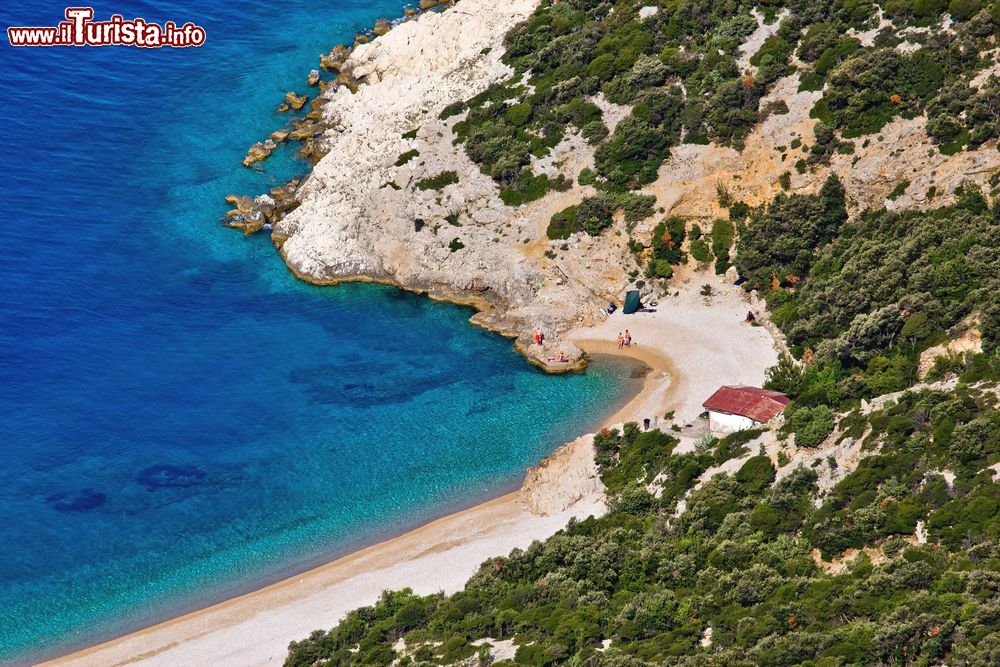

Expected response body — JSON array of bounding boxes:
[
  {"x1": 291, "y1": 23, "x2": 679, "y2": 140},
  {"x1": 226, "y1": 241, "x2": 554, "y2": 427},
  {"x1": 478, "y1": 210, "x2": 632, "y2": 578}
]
[
  {"x1": 547, "y1": 193, "x2": 656, "y2": 239},
  {"x1": 285, "y1": 405, "x2": 1000, "y2": 666},
  {"x1": 737, "y1": 178, "x2": 1000, "y2": 409},
  {"x1": 437, "y1": 0, "x2": 1000, "y2": 221}
]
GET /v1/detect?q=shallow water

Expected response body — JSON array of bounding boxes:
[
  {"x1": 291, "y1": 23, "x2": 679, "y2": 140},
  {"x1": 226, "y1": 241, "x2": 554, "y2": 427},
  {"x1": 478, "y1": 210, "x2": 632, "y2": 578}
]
[{"x1": 0, "y1": 1, "x2": 637, "y2": 663}]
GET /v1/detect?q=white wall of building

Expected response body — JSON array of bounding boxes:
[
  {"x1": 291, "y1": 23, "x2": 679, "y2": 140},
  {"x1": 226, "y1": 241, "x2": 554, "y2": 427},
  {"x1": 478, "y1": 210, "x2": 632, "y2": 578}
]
[{"x1": 708, "y1": 410, "x2": 758, "y2": 434}]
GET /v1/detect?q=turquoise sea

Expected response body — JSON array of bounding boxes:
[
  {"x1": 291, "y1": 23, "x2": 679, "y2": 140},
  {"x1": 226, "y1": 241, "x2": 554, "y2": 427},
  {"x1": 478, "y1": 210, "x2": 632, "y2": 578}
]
[{"x1": 0, "y1": 2, "x2": 638, "y2": 664}]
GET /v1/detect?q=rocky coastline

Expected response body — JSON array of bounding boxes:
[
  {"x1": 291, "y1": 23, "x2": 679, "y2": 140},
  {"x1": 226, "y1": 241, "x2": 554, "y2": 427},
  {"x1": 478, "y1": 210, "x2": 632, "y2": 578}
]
[
  {"x1": 225, "y1": 2, "x2": 459, "y2": 234},
  {"x1": 224, "y1": 0, "x2": 627, "y2": 373},
  {"x1": 225, "y1": 0, "x2": 1000, "y2": 377}
]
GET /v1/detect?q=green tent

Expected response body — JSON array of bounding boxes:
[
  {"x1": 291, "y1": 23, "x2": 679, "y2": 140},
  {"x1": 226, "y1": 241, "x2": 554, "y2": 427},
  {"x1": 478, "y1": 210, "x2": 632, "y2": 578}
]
[{"x1": 623, "y1": 290, "x2": 641, "y2": 314}]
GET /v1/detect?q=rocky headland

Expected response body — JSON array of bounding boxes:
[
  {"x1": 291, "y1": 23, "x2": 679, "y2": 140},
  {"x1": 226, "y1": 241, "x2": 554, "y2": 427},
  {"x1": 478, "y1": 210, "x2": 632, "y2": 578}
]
[{"x1": 226, "y1": 0, "x2": 1000, "y2": 375}]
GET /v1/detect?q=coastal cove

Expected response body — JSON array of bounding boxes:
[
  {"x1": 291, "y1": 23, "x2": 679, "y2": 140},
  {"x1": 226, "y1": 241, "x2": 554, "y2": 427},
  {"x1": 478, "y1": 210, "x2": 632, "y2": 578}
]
[
  {"x1": 44, "y1": 350, "x2": 653, "y2": 667},
  {"x1": 0, "y1": 1, "x2": 644, "y2": 665}
]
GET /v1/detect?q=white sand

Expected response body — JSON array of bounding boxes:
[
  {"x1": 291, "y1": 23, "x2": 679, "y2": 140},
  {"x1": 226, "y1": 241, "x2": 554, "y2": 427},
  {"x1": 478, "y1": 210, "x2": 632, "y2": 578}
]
[
  {"x1": 44, "y1": 494, "x2": 599, "y2": 667},
  {"x1": 570, "y1": 268, "x2": 782, "y2": 426}
]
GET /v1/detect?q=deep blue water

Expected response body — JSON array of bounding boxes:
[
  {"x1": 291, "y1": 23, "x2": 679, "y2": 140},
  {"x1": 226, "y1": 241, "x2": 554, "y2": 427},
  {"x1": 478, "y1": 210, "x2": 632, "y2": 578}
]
[{"x1": 0, "y1": 2, "x2": 639, "y2": 664}]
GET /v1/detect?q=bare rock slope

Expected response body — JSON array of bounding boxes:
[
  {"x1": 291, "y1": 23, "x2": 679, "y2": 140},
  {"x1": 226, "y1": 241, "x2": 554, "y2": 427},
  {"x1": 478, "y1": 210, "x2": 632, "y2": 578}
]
[{"x1": 274, "y1": 0, "x2": 641, "y2": 370}]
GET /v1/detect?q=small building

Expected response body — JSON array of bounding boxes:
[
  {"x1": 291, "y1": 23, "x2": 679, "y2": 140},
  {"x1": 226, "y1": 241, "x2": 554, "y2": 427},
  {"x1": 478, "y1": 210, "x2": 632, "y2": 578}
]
[{"x1": 702, "y1": 385, "x2": 790, "y2": 434}]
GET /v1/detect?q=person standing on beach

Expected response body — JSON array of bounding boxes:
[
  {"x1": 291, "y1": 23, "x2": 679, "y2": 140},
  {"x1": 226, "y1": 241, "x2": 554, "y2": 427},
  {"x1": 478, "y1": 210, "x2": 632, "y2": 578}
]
[
  {"x1": 617, "y1": 332, "x2": 624, "y2": 350},
  {"x1": 625, "y1": 330, "x2": 632, "y2": 348}
]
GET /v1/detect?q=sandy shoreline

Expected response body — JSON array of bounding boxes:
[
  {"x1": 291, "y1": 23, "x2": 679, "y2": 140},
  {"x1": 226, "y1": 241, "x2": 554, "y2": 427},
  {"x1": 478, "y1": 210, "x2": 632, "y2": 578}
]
[
  {"x1": 43, "y1": 352, "x2": 661, "y2": 667},
  {"x1": 42, "y1": 492, "x2": 584, "y2": 667}
]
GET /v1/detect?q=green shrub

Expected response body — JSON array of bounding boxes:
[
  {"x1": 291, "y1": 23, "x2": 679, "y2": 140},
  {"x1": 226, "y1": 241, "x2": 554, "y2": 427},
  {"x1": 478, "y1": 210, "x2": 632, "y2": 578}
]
[
  {"x1": 887, "y1": 180, "x2": 909, "y2": 201},
  {"x1": 448, "y1": 237, "x2": 464, "y2": 252},
  {"x1": 547, "y1": 205, "x2": 580, "y2": 240},
  {"x1": 547, "y1": 193, "x2": 655, "y2": 239},
  {"x1": 581, "y1": 120, "x2": 610, "y2": 144},
  {"x1": 647, "y1": 258, "x2": 673, "y2": 279},
  {"x1": 750, "y1": 36, "x2": 794, "y2": 69},
  {"x1": 650, "y1": 216, "x2": 687, "y2": 265},
  {"x1": 578, "y1": 167, "x2": 596, "y2": 186},
  {"x1": 787, "y1": 405, "x2": 835, "y2": 448},
  {"x1": 439, "y1": 101, "x2": 467, "y2": 120},
  {"x1": 504, "y1": 102, "x2": 533, "y2": 127},
  {"x1": 690, "y1": 238, "x2": 713, "y2": 263},
  {"x1": 499, "y1": 170, "x2": 559, "y2": 206},
  {"x1": 394, "y1": 149, "x2": 419, "y2": 167},
  {"x1": 710, "y1": 218, "x2": 735, "y2": 274},
  {"x1": 798, "y1": 72, "x2": 826, "y2": 93},
  {"x1": 729, "y1": 201, "x2": 750, "y2": 221},
  {"x1": 734, "y1": 455, "x2": 776, "y2": 494},
  {"x1": 797, "y1": 23, "x2": 840, "y2": 62},
  {"x1": 416, "y1": 171, "x2": 459, "y2": 191}
]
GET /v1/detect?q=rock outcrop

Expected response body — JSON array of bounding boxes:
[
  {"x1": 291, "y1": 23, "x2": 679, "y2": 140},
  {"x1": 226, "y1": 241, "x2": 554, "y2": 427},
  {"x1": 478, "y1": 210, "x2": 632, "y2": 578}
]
[
  {"x1": 225, "y1": 182, "x2": 300, "y2": 235},
  {"x1": 242, "y1": 139, "x2": 277, "y2": 168},
  {"x1": 272, "y1": 0, "x2": 637, "y2": 354},
  {"x1": 282, "y1": 91, "x2": 308, "y2": 111},
  {"x1": 520, "y1": 433, "x2": 605, "y2": 516}
]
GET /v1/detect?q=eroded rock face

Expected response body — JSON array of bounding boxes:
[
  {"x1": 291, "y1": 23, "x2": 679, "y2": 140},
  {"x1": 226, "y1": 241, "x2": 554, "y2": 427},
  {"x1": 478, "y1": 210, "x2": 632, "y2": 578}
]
[
  {"x1": 283, "y1": 91, "x2": 309, "y2": 111},
  {"x1": 520, "y1": 433, "x2": 605, "y2": 516},
  {"x1": 242, "y1": 139, "x2": 277, "y2": 168},
  {"x1": 224, "y1": 181, "x2": 300, "y2": 235},
  {"x1": 645, "y1": 71, "x2": 1000, "y2": 222},
  {"x1": 274, "y1": 0, "x2": 621, "y2": 350},
  {"x1": 917, "y1": 315, "x2": 982, "y2": 379}
]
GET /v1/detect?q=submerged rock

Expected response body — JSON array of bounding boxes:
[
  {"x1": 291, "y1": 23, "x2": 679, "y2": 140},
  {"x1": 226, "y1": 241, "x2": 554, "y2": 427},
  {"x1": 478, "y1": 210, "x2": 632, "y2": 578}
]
[
  {"x1": 242, "y1": 139, "x2": 277, "y2": 168},
  {"x1": 283, "y1": 91, "x2": 309, "y2": 111},
  {"x1": 270, "y1": 128, "x2": 290, "y2": 143},
  {"x1": 46, "y1": 488, "x2": 107, "y2": 512},
  {"x1": 419, "y1": 0, "x2": 439, "y2": 9},
  {"x1": 137, "y1": 464, "x2": 206, "y2": 491},
  {"x1": 224, "y1": 180, "x2": 300, "y2": 236},
  {"x1": 373, "y1": 19, "x2": 391, "y2": 36}
]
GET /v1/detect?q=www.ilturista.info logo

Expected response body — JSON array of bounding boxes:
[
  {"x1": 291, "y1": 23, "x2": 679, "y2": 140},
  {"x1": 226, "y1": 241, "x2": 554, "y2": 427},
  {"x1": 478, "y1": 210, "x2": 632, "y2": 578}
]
[{"x1": 7, "y1": 7, "x2": 206, "y2": 47}]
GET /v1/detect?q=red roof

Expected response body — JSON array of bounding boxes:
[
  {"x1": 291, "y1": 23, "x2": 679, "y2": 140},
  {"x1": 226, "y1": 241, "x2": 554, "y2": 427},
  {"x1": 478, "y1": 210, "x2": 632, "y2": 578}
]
[{"x1": 702, "y1": 386, "x2": 790, "y2": 423}]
